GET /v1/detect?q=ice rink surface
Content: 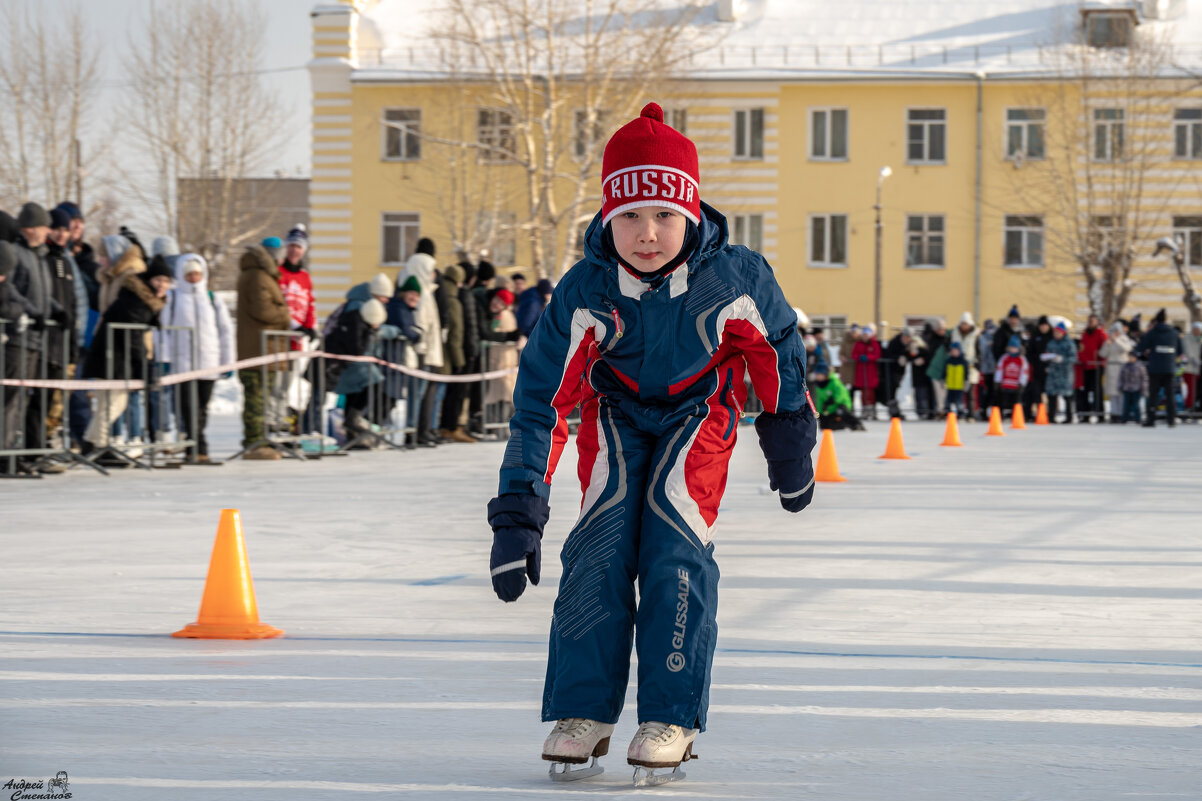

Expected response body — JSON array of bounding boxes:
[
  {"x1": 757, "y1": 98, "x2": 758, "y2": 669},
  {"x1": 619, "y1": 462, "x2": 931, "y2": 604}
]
[{"x1": 2, "y1": 417, "x2": 1200, "y2": 800}]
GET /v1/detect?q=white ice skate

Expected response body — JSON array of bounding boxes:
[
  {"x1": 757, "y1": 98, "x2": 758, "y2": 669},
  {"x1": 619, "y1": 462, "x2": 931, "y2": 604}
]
[
  {"x1": 542, "y1": 718, "x2": 615, "y2": 782},
  {"x1": 627, "y1": 721, "x2": 698, "y2": 787}
]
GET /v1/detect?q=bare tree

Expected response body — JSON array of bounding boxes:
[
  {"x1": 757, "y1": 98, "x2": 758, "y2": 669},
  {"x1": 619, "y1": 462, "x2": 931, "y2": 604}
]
[
  {"x1": 1006, "y1": 22, "x2": 1196, "y2": 325},
  {"x1": 122, "y1": 0, "x2": 286, "y2": 284},
  {"x1": 419, "y1": 0, "x2": 713, "y2": 278},
  {"x1": 0, "y1": 5, "x2": 104, "y2": 211}
]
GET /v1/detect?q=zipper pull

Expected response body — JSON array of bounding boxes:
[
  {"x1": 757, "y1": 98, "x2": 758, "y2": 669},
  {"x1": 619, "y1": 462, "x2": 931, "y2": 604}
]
[{"x1": 611, "y1": 307, "x2": 623, "y2": 338}]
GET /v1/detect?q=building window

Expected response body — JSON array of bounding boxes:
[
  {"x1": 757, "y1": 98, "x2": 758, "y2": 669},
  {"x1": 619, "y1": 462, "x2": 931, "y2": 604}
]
[
  {"x1": 907, "y1": 109, "x2": 946, "y2": 163},
  {"x1": 1084, "y1": 11, "x2": 1133, "y2": 48},
  {"x1": 733, "y1": 108, "x2": 764, "y2": 159},
  {"x1": 382, "y1": 212, "x2": 420, "y2": 265},
  {"x1": 476, "y1": 210, "x2": 516, "y2": 266},
  {"x1": 1093, "y1": 108, "x2": 1124, "y2": 161},
  {"x1": 905, "y1": 214, "x2": 945, "y2": 268},
  {"x1": 1174, "y1": 109, "x2": 1202, "y2": 159},
  {"x1": 810, "y1": 108, "x2": 848, "y2": 160},
  {"x1": 382, "y1": 108, "x2": 421, "y2": 161},
  {"x1": 574, "y1": 109, "x2": 609, "y2": 159},
  {"x1": 666, "y1": 107, "x2": 688, "y2": 134},
  {"x1": 808, "y1": 214, "x2": 848, "y2": 267},
  {"x1": 1003, "y1": 215, "x2": 1044, "y2": 267},
  {"x1": 1172, "y1": 216, "x2": 1202, "y2": 267},
  {"x1": 1006, "y1": 108, "x2": 1045, "y2": 160},
  {"x1": 477, "y1": 108, "x2": 515, "y2": 162},
  {"x1": 731, "y1": 214, "x2": 764, "y2": 252}
]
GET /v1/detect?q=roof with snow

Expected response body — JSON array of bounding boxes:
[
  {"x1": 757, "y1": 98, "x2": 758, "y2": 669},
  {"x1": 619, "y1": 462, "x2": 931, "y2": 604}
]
[{"x1": 347, "y1": 0, "x2": 1202, "y2": 80}]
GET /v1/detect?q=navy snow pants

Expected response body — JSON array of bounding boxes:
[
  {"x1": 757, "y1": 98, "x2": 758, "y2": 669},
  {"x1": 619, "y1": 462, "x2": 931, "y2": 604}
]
[{"x1": 542, "y1": 390, "x2": 737, "y2": 733}]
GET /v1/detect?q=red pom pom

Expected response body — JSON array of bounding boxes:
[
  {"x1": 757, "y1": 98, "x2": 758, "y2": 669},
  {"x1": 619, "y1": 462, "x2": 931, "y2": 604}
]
[{"x1": 640, "y1": 102, "x2": 663, "y2": 122}]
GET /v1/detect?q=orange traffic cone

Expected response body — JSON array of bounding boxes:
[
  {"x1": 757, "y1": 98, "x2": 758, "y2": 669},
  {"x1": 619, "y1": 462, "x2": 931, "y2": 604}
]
[
  {"x1": 986, "y1": 406, "x2": 1006, "y2": 436},
  {"x1": 940, "y1": 411, "x2": 963, "y2": 447},
  {"x1": 815, "y1": 429, "x2": 848, "y2": 482},
  {"x1": 879, "y1": 417, "x2": 912, "y2": 460},
  {"x1": 1011, "y1": 404, "x2": 1027, "y2": 430},
  {"x1": 173, "y1": 509, "x2": 284, "y2": 640},
  {"x1": 1034, "y1": 402, "x2": 1050, "y2": 425}
]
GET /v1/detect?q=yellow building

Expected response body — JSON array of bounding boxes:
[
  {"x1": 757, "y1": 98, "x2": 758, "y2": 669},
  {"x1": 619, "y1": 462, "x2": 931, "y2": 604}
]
[{"x1": 307, "y1": 0, "x2": 1202, "y2": 333}]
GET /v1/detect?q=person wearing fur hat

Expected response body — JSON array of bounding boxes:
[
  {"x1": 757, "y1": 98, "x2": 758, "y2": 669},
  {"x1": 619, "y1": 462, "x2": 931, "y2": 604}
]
[
  {"x1": 80, "y1": 248, "x2": 172, "y2": 463},
  {"x1": 1135, "y1": 308, "x2": 1183, "y2": 427},
  {"x1": 235, "y1": 244, "x2": 291, "y2": 459},
  {"x1": 487, "y1": 103, "x2": 816, "y2": 780},
  {"x1": 1041, "y1": 323, "x2": 1078, "y2": 423},
  {"x1": 159, "y1": 254, "x2": 234, "y2": 462}
]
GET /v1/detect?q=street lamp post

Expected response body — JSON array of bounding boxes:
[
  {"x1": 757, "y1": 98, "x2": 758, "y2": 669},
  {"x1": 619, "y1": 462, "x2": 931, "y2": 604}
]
[{"x1": 874, "y1": 166, "x2": 892, "y2": 337}]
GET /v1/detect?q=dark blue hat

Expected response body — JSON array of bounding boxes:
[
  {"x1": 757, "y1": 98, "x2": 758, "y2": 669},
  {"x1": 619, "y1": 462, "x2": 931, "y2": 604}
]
[
  {"x1": 812, "y1": 360, "x2": 830, "y2": 375},
  {"x1": 49, "y1": 207, "x2": 71, "y2": 230},
  {"x1": 1008, "y1": 304, "x2": 1020, "y2": 318},
  {"x1": 53, "y1": 201, "x2": 83, "y2": 220},
  {"x1": 1008, "y1": 335, "x2": 1022, "y2": 349}
]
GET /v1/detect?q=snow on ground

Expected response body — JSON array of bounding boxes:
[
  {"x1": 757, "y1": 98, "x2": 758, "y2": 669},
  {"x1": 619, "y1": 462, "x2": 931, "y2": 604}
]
[{"x1": 1, "y1": 417, "x2": 1201, "y2": 800}]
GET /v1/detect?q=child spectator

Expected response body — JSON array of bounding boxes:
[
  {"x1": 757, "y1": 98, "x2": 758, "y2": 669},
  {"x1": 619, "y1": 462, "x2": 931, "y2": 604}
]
[
  {"x1": 487, "y1": 104, "x2": 815, "y2": 784},
  {"x1": 810, "y1": 361, "x2": 863, "y2": 431},
  {"x1": 943, "y1": 341, "x2": 968, "y2": 417},
  {"x1": 994, "y1": 336, "x2": 1029, "y2": 416},
  {"x1": 482, "y1": 287, "x2": 520, "y2": 410},
  {"x1": 1117, "y1": 350, "x2": 1148, "y2": 424},
  {"x1": 1042, "y1": 322, "x2": 1078, "y2": 423}
]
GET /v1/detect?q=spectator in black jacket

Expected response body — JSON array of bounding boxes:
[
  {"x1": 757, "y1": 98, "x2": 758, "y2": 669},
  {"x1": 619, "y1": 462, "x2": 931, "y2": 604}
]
[
  {"x1": 1025, "y1": 315, "x2": 1053, "y2": 420},
  {"x1": 1135, "y1": 308, "x2": 1183, "y2": 427}
]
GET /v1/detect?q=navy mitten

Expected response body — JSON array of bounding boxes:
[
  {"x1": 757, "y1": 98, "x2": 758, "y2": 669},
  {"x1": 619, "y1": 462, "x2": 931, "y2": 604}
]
[
  {"x1": 754, "y1": 405, "x2": 819, "y2": 513},
  {"x1": 487, "y1": 493, "x2": 550, "y2": 602}
]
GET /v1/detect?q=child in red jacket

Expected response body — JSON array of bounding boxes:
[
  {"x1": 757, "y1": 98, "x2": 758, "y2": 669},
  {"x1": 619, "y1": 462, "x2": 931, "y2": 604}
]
[{"x1": 994, "y1": 336, "x2": 1029, "y2": 414}]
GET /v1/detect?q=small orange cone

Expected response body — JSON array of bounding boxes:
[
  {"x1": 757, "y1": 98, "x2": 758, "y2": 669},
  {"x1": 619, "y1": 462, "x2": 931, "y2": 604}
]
[
  {"x1": 1034, "y1": 402, "x2": 1050, "y2": 425},
  {"x1": 986, "y1": 406, "x2": 1006, "y2": 436},
  {"x1": 173, "y1": 509, "x2": 284, "y2": 640},
  {"x1": 1011, "y1": 404, "x2": 1027, "y2": 430},
  {"x1": 815, "y1": 429, "x2": 848, "y2": 482},
  {"x1": 879, "y1": 417, "x2": 912, "y2": 460},
  {"x1": 940, "y1": 412, "x2": 963, "y2": 447}
]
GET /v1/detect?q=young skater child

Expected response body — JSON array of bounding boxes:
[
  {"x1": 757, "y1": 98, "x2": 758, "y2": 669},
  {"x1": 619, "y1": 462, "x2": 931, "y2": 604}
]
[
  {"x1": 994, "y1": 336, "x2": 1030, "y2": 415},
  {"x1": 943, "y1": 341, "x2": 968, "y2": 417},
  {"x1": 487, "y1": 103, "x2": 817, "y2": 786}
]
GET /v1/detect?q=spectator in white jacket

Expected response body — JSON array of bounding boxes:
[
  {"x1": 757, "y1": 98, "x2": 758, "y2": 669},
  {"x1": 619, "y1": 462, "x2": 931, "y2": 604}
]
[{"x1": 159, "y1": 253, "x2": 233, "y2": 461}]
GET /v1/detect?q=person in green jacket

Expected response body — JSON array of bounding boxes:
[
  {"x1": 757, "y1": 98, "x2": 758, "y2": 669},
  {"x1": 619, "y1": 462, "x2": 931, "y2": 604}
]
[{"x1": 810, "y1": 361, "x2": 865, "y2": 431}]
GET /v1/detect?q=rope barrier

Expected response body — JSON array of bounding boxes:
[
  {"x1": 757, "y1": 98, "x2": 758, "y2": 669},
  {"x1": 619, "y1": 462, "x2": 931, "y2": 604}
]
[{"x1": 0, "y1": 350, "x2": 520, "y2": 391}]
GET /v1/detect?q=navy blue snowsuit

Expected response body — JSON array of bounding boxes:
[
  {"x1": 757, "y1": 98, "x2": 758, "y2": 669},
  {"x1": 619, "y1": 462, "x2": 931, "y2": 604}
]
[{"x1": 491, "y1": 202, "x2": 816, "y2": 733}]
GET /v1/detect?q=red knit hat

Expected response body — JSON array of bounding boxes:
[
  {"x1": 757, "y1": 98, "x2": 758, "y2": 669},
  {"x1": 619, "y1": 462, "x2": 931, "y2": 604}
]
[
  {"x1": 601, "y1": 102, "x2": 700, "y2": 227},
  {"x1": 495, "y1": 288, "x2": 515, "y2": 307}
]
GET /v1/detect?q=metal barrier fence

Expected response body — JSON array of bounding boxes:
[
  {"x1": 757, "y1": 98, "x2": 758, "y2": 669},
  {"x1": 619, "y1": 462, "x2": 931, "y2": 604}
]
[
  {"x1": 1, "y1": 318, "x2": 85, "y2": 477},
  {"x1": 230, "y1": 330, "x2": 328, "y2": 460}
]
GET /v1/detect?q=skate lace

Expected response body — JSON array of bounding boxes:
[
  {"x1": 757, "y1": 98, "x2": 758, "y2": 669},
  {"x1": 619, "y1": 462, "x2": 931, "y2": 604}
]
[
  {"x1": 634, "y1": 721, "x2": 679, "y2": 744},
  {"x1": 553, "y1": 718, "x2": 597, "y2": 738}
]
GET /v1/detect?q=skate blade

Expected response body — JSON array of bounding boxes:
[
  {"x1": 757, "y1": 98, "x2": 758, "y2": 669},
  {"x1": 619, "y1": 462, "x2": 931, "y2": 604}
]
[
  {"x1": 632, "y1": 765, "x2": 685, "y2": 787},
  {"x1": 549, "y1": 758, "x2": 604, "y2": 782}
]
